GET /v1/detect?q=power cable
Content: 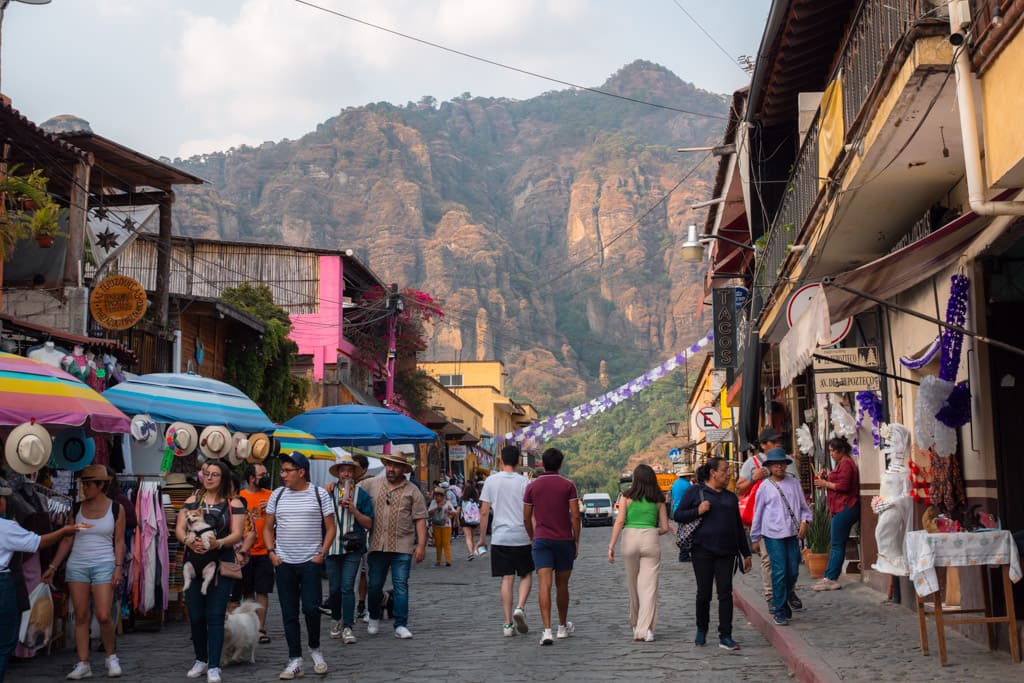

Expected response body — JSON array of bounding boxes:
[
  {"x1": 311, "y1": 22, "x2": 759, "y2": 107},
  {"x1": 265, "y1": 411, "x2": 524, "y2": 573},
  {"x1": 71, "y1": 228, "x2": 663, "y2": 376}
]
[{"x1": 669, "y1": 0, "x2": 749, "y2": 76}]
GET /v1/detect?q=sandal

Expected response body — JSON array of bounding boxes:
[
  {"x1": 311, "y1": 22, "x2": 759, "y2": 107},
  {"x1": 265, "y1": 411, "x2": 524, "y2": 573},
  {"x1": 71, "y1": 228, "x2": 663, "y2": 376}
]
[{"x1": 259, "y1": 630, "x2": 271, "y2": 644}]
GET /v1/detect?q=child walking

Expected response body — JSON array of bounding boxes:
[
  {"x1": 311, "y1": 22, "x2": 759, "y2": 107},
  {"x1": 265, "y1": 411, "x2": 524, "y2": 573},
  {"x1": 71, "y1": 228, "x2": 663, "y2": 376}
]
[
  {"x1": 428, "y1": 487, "x2": 456, "y2": 566},
  {"x1": 749, "y1": 448, "x2": 812, "y2": 626}
]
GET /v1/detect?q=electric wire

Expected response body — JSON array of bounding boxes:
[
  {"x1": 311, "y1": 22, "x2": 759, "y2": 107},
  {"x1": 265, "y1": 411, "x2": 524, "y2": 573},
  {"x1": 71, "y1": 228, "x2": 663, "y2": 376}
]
[{"x1": 669, "y1": 0, "x2": 749, "y2": 76}]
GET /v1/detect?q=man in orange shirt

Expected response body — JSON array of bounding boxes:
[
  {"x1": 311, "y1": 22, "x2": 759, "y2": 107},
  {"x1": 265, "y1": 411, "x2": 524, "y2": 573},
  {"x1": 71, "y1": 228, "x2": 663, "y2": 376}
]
[{"x1": 237, "y1": 463, "x2": 274, "y2": 643}]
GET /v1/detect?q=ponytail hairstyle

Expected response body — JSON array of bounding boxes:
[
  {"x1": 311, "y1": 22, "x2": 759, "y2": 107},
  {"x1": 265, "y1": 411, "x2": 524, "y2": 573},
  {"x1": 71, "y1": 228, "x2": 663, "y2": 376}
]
[{"x1": 828, "y1": 435, "x2": 853, "y2": 456}]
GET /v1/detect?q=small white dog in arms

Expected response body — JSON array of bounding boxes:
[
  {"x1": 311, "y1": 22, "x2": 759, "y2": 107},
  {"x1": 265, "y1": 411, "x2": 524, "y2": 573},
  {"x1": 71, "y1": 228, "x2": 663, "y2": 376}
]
[
  {"x1": 182, "y1": 508, "x2": 219, "y2": 594},
  {"x1": 222, "y1": 601, "x2": 264, "y2": 665}
]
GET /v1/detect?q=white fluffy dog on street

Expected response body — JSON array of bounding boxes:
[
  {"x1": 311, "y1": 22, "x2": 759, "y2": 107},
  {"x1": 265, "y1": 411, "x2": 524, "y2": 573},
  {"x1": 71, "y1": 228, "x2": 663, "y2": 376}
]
[{"x1": 222, "y1": 601, "x2": 263, "y2": 665}]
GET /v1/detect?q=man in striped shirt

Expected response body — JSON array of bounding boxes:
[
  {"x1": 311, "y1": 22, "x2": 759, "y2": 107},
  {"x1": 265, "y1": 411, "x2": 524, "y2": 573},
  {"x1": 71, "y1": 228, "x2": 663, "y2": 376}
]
[{"x1": 265, "y1": 452, "x2": 336, "y2": 679}]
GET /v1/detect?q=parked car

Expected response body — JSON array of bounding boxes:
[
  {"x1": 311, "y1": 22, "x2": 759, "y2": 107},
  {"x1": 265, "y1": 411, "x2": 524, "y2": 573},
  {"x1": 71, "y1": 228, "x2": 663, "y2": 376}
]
[{"x1": 581, "y1": 493, "x2": 614, "y2": 527}]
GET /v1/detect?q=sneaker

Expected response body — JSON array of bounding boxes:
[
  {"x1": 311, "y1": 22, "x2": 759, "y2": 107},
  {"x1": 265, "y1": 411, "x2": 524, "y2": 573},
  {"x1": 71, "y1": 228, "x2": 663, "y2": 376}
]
[
  {"x1": 106, "y1": 654, "x2": 122, "y2": 678},
  {"x1": 362, "y1": 612, "x2": 370, "y2": 623},
  {"x1": 772, "y1": 613, "x2": 790, "y2": 626},
  {"x1": 279, "y1": 658, "x2": 303, "y2": 680},
  {"x1": 342, "y1": 627, "x2": 357, "y2": 644},
  {"x1": 206, "y1": 669, "x2": 222, "y2": 683},
  {"x1": 813, "y1": 578, "x2": 842, "y2": 591},
  {"x1": 788, "y1": 591, "x2": 804, "y2": 610},
  {"x1": 556, "y1": 622, "x2": 574, "y2": 639},
  {"x1": 186, "y1": 661, "x2": 208, "y2": 680},
  {"x1": 503, "y1": 623, "x2": 515, "y2": 637},
  {"x1": 539, "y1": 628, "x2": 554, "y2": 646},
  {"x1": 310, "y1": 649, "x2": 328, "y2": 675},
  {"x1": 67, "y1": 662, "x2": 93, "y2": 680},
  {"x1": 394, "y1": 626, "x2": 413, "y2": 639},
  {"x1": 318, "y1": 602, "x2": 331, "y2": 616},
  {"x1": 719, "y1": 637, "x2": 741, "y2": 651},
  {"x1": 644, "y1": 630, "x2": 655, "y2": 642},
  {"x1": 695, "y1": 629, "x2": 707, "y2": 646},
  {"x1": 329, "y1": 620, "x2": 343, "y2": 638},
  {"x1": 367, "y1": 618, "x2": 380, "y2": 635},
  {"x1": 513, "y1": 606, "x2": 529, "y2": 634}
]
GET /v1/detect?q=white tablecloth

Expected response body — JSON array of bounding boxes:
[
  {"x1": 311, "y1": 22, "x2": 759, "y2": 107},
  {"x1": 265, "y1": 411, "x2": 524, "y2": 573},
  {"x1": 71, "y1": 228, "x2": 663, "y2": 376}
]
[{"x1": 905, "y1": 530, "x2": 1022, "y2": 597}]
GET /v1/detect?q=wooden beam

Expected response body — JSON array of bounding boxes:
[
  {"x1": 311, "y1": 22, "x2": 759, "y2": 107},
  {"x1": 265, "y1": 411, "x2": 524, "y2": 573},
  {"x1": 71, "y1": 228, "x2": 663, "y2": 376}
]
[
  {"x1": 89, "y1": 189, "x2": 170, "y2": 207},
  {"x1": 63, "y1": 159, "x2": 91, "y2": 287},
  {"x1": 155, "y1": 192, "x2": 174, "y2": 329}
]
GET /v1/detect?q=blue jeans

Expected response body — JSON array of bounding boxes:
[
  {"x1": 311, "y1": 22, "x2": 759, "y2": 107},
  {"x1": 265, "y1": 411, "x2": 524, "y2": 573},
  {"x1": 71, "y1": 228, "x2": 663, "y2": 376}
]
[
  {"x1": 275, "y1": 561, "x2": 323, "y2": 659},
  {"x1": 367, "y1": 552, "x2": 411, "y2": 629},
  {"x1": 184, "y1": 574, "x2": 235, "y2": 668},
  {"x1": 326, "y1": 552, "x2": 363, "y2": 627},
  {"x1": 826, "y1": 503, "x2": 860, "y2": 581},
  {"x1": 0, "y1": 573, "x2": 19, "y2": 682},
  {"x1": 763, "y1": 537, "x2": 800, "y2": 618}
]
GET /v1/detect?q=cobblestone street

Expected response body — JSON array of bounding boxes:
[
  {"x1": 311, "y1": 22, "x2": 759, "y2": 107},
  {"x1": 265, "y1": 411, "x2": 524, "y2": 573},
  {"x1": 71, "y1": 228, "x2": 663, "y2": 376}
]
[{"x1": 12, "y1": 527, "x2": 788, "y2": 682}]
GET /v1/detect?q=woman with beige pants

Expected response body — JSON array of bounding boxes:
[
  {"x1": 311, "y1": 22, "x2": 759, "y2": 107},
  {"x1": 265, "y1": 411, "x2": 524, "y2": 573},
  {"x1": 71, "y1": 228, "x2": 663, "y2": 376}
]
[{"x1": 608, "y1": 465, "x2": 671, "y2": 642}]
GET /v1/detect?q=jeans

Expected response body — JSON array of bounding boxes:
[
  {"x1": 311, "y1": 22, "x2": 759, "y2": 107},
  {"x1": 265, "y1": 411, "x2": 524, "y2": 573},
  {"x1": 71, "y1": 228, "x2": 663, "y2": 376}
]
[
  {"x1": 691, "y1": 546, "x2": 735, "y2": 638},
  {"x1": 826, "y1": 503, "x2": 860, "y2": 581},
  {"x1": 367, "y1": 552, "x2": 411, "y2": 629},
  {"x1": 276, "y1": 561, "x2": 323, "y2": 659},
  {"x1": 764, "y1": 536, "x2": 801, "y2": 618},
  {"x1": 0, "y1": 573, "x2": 18, "y2": 682},
  {"x1": 326, "y1": 552, "x2": 363, "y2": 627},
  {"x1": 184, "y1": 574, "x2": 234, "y2": 668}
]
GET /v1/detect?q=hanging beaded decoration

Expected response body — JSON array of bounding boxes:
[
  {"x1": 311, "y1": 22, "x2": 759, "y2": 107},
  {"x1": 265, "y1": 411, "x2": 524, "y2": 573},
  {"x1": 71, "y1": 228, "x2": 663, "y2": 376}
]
[
  {"x1": 853, "y1": 390, "x2": 884, "y2": 456},
  {"x1": 938, "y1": 273, "x2": 969, "y2": 382}
]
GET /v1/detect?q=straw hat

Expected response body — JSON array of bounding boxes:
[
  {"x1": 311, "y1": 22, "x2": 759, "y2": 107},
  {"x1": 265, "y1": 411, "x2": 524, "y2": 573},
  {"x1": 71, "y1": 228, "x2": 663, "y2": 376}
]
[
  {"x1": 378, "y1": 451, "x2": 413, "y2": 470},
  {"x1": 162, "y1": 472, "x2": 194, "y2": 490},
  {"x1": 4, "y1": 421, "x2": 52, "y2": 475},
  {"x1": 165, "y1": 422, "x2": 199, "y2": 457},
  {"x1": 79, "y1": 464, "x2": 113, "y2": 482},
  {"x1": 329, "y1": 449, "x2": 366, "y2": 480},
  {"x1": 129, "y1": 414, "x2": 159, "y2": 447},
  {"x1": 229, "y1": 432, "x2": 251, "y2": 467},
  {"x1": 248, "y1": 433, "x2": 271, "y2": 463},
  {"x1": 199, "y1": 425, "x2": 233, "y2": 460},
  {"x1": 51, "y1": 427, "x2": 95, "y2": 472}
]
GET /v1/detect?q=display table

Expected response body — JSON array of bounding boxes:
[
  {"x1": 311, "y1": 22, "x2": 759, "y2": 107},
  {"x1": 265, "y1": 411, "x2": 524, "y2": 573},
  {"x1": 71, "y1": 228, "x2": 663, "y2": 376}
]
[{"x1": 905, "y1": 530, "x2": 1021, "y2": 665}]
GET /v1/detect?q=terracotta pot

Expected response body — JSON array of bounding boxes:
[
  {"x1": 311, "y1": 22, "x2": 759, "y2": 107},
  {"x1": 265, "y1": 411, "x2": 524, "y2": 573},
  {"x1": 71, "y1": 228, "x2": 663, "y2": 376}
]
[
  {"x1": 35, "y1": 235, "x2": 54, "y2": 248},
  {"x1": 19, "y1": 198, "x2": 38, "y2": 211},
  {"x1": 803, "y1": 549, "x2": 829, "y2": 579}
]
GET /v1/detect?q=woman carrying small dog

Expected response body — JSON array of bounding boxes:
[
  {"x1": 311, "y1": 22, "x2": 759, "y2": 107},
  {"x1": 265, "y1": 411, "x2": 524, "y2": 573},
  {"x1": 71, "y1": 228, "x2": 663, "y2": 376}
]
[
  {"x1": 175, "y1": 459, "x2": 246, "y2": 683},
  {"x1": 45, "y1": 464, "x2": 126, "y2": 680}
]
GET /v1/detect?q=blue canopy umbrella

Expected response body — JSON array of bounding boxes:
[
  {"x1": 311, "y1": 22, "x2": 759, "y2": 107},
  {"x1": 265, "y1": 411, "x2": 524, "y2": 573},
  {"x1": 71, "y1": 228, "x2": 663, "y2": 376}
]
[
  {"x1": 103, "y1": 373, "x2": 276, "y2": 433},
  {"x1": 284, "y1": 404, "x2": 437, "y2": 447}
]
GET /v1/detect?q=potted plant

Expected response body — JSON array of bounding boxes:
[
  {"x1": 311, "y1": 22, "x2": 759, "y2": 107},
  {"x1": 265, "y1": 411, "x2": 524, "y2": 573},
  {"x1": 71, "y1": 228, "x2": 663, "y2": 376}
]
[
  {"x1": 804, "y1": 495, "x2": 831, "y2": 578},
  {"x1": 1, "y1": 165, "x2": 65, "y2": 255},
  {"x1": 27, "y1": 201, "x2": 65, "y2": 248}
]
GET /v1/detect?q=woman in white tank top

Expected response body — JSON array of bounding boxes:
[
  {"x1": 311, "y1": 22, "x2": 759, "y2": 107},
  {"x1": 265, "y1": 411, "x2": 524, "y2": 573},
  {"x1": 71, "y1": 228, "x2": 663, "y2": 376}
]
[{"x1": 46, "y1": 464, "x2": 126, "y2": 679}]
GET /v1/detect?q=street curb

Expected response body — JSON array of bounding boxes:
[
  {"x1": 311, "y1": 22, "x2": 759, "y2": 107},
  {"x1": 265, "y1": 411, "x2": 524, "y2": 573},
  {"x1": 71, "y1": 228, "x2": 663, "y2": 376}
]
[{"x1": 733, "y1": 578, "x2": 843, "y2": 683}]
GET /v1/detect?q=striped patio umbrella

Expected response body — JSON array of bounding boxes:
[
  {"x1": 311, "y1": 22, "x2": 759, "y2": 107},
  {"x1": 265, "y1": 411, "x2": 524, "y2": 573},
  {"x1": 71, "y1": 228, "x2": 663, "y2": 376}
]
[
  {"x1": 102, "y1": 372, "x2": 276, "y2": 433},
  {"x1": 0, "y1": 352, "x2": 130, "y2": 434},
  {"x1": 274, "y1": 427, "x2": 335, "y2": 461}
]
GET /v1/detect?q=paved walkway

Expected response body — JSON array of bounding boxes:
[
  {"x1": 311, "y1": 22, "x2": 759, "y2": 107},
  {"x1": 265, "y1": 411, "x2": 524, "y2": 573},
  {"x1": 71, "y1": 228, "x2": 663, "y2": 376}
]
[{"x1": 13, "y1": 528, "x2": 788, "y2": 682}]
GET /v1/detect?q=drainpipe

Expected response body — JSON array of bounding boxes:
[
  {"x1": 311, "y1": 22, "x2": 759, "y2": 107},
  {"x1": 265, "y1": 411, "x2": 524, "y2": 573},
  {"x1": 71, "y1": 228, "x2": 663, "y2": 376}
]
[{"x1": 949, "y1": 0, "x2": 1024, "y2": 215}]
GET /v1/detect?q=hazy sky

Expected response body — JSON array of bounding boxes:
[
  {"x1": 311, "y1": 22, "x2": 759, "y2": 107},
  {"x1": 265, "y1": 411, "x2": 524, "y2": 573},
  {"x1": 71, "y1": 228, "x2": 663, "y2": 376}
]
[{"x1": 2, "y1": 0, "x2": 770, "y2": 160}]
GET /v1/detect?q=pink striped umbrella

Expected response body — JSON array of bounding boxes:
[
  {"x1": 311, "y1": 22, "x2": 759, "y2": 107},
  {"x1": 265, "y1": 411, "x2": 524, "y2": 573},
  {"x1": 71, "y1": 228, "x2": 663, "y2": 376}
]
[{"x1": 0, "y1": 351, "x2": 130, "y2": 434}]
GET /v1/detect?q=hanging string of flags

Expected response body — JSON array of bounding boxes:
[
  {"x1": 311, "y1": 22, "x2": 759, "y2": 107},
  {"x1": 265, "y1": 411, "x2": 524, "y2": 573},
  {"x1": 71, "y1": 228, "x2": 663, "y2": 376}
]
[{"x1": 506, "y1": 331, "x2": 714, "y2": 446}]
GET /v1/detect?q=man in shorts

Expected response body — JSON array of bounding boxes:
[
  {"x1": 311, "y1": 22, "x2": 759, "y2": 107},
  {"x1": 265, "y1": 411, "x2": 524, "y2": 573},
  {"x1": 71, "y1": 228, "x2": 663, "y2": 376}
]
[
  {"x1": 236, "y1": 462, "x2": 274, "y2": 643},
  {"x1": 523, "y1": 448, "x2": 580, "y2": 646},
  {"x1": 477, "y1": 444, "x2": 533, "y2": 638}
]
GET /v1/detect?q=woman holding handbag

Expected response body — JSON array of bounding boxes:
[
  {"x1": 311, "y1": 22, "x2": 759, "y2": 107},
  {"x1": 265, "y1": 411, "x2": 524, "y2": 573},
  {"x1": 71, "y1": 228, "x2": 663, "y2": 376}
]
[
  {"x1": 674, "y1": 457, "x2": 751, "y2": 651},
  {"x1": 175, "y1": 459, "x2": 246, "y2": 683}
]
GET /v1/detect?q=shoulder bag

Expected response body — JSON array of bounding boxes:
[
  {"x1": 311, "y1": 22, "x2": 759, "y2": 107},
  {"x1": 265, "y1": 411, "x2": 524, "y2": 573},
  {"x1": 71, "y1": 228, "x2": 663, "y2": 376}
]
[
  {"x1": 766, "y1": 479, "x2": 804, "y2": 548},
  {"x1": 219, "y1": 501, "x2": 243, "y2": 580},
  {"x1": 675, "y1": 487, "x2": 705, "y2": 550},
  {"x1": 738, "y1": 456, "x2": 762, "y2": 526}
]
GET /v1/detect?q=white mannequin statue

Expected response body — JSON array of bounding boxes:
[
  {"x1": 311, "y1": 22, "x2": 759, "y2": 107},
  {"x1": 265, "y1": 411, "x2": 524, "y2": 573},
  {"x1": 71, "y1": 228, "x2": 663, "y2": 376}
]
[
  {"x1": 871, "y1": 424, "x2": 913, "y2": 576},
  {"x1": 27, "y1": 340, "x2": 69, "y2": 368}
]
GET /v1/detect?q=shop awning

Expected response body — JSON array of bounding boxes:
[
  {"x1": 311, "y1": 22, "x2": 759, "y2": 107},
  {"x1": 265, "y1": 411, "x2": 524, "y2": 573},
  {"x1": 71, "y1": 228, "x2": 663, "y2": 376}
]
[{"x1": 0, "y1": 313, "x2": 138, "y2": 365}]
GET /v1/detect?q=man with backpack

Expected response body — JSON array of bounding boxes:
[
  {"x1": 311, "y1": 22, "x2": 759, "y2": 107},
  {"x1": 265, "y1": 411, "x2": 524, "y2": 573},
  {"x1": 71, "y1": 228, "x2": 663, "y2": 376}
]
[{"x1": 264, "y1": 452, "x2": 336, "y2": 679}]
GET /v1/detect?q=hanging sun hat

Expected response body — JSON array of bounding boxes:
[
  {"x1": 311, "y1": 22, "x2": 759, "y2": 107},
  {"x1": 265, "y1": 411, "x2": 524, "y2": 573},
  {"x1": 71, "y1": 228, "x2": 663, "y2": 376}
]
[
  {"x1": 129, "y1": 414, "x2": 159, "y2": 447},
  {"x1": 165, "y1": 422, "x2": 199, "y2": 457},
  {"x1": 229, "y1": 432, "x2": 251, "y2": 467},
  {"x1": 199, "y1": 425, "x2": 233, "y2": 460},
  {"x1": 4, "y1": 421, "x2": 52, "y2": 475},
  {"x1": 329, "y1": 449, "x2": 366, "y2": 480},
  {"x1": 379, "y1": 451, "x2": 413, "y2": 471},
  {"x1": 161, "y1": 472, "x2": 194, "y2": 490},
  {"x1": 50, "y1": 427, "x2": 95, "y2": 472},
  {"x1": 248, "y1": 433, "x2": 271, "y2": 463},
  {"x1": 79, "y1": 464, "x2": 113, "y2": 482}
]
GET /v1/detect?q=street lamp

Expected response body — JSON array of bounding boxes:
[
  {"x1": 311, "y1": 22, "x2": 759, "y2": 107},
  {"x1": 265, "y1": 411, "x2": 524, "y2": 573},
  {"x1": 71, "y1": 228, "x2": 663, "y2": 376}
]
[
  {"x1": 666, "y1": 421, "x2": 680, "y2": 437},
  {"x1": 681, "y1": 224, "x2": 757, "y2": 263}
]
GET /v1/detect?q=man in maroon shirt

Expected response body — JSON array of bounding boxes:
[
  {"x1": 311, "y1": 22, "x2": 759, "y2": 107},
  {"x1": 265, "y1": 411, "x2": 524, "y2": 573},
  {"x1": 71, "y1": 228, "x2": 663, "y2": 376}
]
[{"x1": 523, "y1": 448, "x2": 580, "y2": 646}]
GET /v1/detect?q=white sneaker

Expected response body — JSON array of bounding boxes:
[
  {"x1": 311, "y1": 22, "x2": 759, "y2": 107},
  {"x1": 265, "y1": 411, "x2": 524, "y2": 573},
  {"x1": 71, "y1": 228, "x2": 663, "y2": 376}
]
[
  {"x1": 644, "y1": 630, "x2": 655, "y2": 642},
  {"x1": 67, "y1": 662, "x2": 93, "y2": 680},
  {"x1": 539, "y1": 628, "x2": 554, "y2": 645},
  {"x1": 279, "y1": 658, "x2": 303, "y2": 680},
  {"x1": 503, "y1": 623, "x2": 515, "y2": 637},
  {"x1": 394, "y1": 626, "x2": 413, "y2": 639},
  {"x1": 556, "y1": 622, "x2": 574, "y2": 639},
  {"x1": 206, "y1": 669, "x2": 222, "y2": 683},
  {"x1": 329, "y1": 620, "x2": 343, "y2": 638},
  {"x1": 513, "y1": 606, "x2": 529, "y2": 634},
  {"x1": 186, "y1": 661, "x2": 208, "y2": 679},
  {"x1": 342, "y1": 627, "x2": 357, "y2": 644},
  {"x1": 310, "y1": 648, "x2": 328, "y2": 675},
  {"x1": 367, "y1": 618, "x2": 380, "y2": 635},
  {"x1": 105, "y1": 654, "x2": 122, "y2": 678}
]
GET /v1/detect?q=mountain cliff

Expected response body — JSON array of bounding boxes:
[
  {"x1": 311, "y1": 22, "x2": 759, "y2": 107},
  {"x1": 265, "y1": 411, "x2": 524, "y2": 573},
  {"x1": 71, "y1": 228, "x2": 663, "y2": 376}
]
[{"x1": 171, "y1": 61, "x2": 723, "y2": 419}]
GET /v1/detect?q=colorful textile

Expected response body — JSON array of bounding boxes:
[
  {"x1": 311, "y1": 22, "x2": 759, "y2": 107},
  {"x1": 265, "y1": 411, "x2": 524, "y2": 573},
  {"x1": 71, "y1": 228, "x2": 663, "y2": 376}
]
[{"x1": 906, "y1": 530, "x2": 1021, "y2": 597}]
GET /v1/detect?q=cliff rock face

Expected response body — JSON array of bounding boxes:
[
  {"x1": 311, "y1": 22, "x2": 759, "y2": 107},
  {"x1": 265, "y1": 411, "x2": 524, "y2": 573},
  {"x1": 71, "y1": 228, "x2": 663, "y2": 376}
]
[{"x1": 172, "y1": 61, "x2": 721, "y2": 413}]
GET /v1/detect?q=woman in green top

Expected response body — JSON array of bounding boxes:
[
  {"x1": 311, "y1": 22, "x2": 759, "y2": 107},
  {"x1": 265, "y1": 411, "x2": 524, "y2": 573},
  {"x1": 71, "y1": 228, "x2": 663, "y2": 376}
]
[{"x1": 607, "y1": 464, "x2": 671, "y2": 642}]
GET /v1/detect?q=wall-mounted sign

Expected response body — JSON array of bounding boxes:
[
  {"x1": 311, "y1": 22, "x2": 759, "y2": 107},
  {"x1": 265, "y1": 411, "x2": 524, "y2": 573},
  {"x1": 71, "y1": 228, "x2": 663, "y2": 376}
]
[
  {"x1": 448, "y1": 445, "x2": 467, "y2": 462},
  {"x1": 713, "y1": 287, "x2": 738, "y2": 368},
  {"x1": 705, "y1": 428, "x2": 734, "y2": 443},
  {"x1": 694, "y1": 406, "x2": 722, "y2": 434},
  {"x1": 90, "y1": 275, "x2": 147, "y2": 330},
  {"x1": 786, "y1": 283, "x2": 852, "y2": 346},
  {"x1": 813, "y1": 346, "x2": 881, "y2": 393}
]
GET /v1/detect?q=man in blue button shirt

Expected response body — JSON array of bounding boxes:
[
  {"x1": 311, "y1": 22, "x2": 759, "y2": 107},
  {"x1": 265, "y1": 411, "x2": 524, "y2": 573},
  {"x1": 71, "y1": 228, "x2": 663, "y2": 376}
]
[{"x1": 670, "y1": 467, "x2": 695, "y2": 561}]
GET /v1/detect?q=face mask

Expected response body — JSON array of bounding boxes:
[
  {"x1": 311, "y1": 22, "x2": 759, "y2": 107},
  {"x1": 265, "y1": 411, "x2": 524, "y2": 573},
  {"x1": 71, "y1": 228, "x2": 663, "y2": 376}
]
[{"x1": 257, "y1": 475, "x2": 271, "y2": 489}]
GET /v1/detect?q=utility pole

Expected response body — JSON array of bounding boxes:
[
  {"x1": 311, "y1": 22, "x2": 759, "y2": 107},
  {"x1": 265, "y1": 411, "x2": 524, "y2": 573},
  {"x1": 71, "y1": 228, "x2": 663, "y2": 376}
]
[{"x1": 383, "y1": 283, "x2": 403, "y2": 408}]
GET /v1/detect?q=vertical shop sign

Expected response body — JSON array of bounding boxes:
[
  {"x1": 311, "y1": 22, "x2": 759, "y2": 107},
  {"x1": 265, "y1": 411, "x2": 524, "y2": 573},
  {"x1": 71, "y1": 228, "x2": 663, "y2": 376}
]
[{"x1": 713, "y1": 287, "x2": 738, "y2": 368}]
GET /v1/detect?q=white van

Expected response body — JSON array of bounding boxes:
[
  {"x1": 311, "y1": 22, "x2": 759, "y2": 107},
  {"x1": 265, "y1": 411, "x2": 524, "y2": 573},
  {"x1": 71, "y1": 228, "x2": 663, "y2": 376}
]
[{"x1": 581, "y1": 493, "x2": 614, "y2": 527}]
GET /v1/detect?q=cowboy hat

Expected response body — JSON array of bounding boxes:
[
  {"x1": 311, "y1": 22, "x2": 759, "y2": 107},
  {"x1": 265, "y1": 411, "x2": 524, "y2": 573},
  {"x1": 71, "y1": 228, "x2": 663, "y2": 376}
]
[
  {"x1": 50, "y1": 427, "x2": 95, "y2": 472},
  {"x1": 248, "y1": 433, "x2": 270, "y2": 463},
  {"x1": 378, "y1": 452, "x2": 413, "y2": 470},
  {"x1": 165, "y1": 422, "x2": 199, "y2": 457},
  {"x1": 229, "y1": 432, "x2": 251, "y2": 467},
  {"x1": 161, "y1": 472, "x2": 194, "y2": 489},
  {"x1": 129, "y1": 414, "x2": 159, "y2": 447},
  {"x1": 762, "y1": 447, "x2": 793, "y2": 466},
  {"x1": 199, "y1": 425, "x2": 232, "y2": 460},
  {"x1": 79, "y1": 464, "x2": 113, "y2": 482},
  {"x1": 329, "y1": 449, "x2": 366, "y2": 480},
  {"x1": 677, "y1": 465, "x2": 695, "y2": 477},
  {"x1": 4, "y1": 421, "x2": 51, "y2": 475}
]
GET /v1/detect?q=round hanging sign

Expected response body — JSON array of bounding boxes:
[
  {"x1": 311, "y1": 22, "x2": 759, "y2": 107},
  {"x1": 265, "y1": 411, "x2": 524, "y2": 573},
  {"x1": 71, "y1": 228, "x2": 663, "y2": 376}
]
[
  {"x1": 786, "y1": 283, "x2": 852, "y2": 346},
  {"x1": 90, "y1": 274, "x2": 148, "y2": 330}
]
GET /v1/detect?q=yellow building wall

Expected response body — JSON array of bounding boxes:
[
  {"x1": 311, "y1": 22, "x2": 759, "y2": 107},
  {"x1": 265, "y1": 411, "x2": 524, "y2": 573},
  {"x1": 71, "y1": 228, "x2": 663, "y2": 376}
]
[
  {"x1": 981, "y1": 30, "x2": 1024, "y2": 187},
  {"x1": 426, "y1": 386, "x2": 483, "y2": 438},
  {"x1": 420, "y1": 361, "x2": 505, "y2": 394}
]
